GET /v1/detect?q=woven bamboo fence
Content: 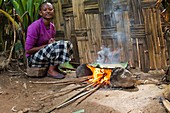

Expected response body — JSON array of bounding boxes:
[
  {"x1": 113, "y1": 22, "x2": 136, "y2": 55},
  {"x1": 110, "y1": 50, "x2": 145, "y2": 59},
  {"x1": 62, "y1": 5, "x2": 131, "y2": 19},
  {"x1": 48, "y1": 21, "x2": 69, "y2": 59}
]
[
  {"x1": 52, "y1": 0, "x2": 168, "y2": 71},
  {"x1": 129, "y1": 0, "x2": 167, "y2": 71}
]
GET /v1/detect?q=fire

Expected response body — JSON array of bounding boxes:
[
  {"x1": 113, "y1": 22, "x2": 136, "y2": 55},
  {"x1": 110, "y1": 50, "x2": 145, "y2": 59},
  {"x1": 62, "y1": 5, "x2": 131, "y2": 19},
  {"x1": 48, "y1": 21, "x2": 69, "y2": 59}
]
[{"x1": 87, "y1": 65, "x2": 113, "y2": 85}]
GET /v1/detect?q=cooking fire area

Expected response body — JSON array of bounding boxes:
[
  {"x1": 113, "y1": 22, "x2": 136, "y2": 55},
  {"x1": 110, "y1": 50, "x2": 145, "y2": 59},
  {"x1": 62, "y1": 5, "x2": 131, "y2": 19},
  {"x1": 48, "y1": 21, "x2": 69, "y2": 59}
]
[{"x1": 31, "y1": 62, "x2": 166, "y2": 113}]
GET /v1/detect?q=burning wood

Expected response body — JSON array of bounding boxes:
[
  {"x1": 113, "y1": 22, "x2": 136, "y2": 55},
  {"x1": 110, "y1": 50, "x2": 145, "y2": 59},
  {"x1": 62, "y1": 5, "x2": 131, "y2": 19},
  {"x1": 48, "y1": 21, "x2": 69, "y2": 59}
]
[
  {"x1": 87, "y1": 65, "x2": 112, "y2": 85},
  {"x1": 76, "y1": 64, "x2": 136, "y2": 88}
]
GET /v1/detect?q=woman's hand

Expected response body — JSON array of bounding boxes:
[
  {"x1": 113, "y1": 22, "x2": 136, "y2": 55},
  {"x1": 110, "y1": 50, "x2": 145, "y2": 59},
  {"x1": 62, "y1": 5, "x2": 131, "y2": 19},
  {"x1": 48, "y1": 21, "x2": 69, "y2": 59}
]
[{"x1": 48, "y1": 38, "x2": 55, "y2": 44}]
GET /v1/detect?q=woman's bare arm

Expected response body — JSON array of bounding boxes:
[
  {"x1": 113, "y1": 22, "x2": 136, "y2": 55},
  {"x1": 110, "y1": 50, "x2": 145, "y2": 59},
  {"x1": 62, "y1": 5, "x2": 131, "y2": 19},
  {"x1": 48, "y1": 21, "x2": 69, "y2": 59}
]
[{"x1": 26, "y1": 45, "x2": 47, "y2": 55}]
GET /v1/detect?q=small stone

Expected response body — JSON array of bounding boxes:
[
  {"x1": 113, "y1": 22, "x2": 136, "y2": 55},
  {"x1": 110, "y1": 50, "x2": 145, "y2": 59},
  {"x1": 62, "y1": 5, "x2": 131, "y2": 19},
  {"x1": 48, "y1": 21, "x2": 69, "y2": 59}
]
[
  {"x1": 17, "y1": 111, "x2": 23, "y2": 113},
  {"x1": 23, "y1": 108, "x2": 30, "y2": 113}
]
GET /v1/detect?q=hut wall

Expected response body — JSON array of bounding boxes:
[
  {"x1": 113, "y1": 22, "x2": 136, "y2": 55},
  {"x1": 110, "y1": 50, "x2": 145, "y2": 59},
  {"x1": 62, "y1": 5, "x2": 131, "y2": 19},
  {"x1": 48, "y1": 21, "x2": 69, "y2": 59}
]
[
  {"x1": 52, "y1": 0, "x2": 168, "y2": 71},
  {"x1": 99, "y1": 0, "x2": 132, "y2": 65},
  {"x1": 53, "y1": 0, "x2": 64, "y2": 32},
  {"x1": 72, "y1": 0, "x2": 102, "y2": 63},
  {"x1": 52, "y1": 0, "x2": 81, "y2": 62},
  {"x1": 129, "y1": 0, "x2": 167, "y2": 71}
]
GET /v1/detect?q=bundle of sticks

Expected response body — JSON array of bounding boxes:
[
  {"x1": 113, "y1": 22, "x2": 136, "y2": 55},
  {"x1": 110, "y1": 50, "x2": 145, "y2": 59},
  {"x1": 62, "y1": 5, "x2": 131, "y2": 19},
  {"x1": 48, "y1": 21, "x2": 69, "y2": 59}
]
[{"x1": 31, "y1": 76, "x2": 105, "y2": 113}]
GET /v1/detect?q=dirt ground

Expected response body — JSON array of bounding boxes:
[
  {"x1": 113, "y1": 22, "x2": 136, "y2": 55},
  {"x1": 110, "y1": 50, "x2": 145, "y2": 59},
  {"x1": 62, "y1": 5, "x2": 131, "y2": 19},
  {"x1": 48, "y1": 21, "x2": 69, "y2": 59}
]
[{"x1": 0, "y1": 65, "x2": 169, "y2": 113}]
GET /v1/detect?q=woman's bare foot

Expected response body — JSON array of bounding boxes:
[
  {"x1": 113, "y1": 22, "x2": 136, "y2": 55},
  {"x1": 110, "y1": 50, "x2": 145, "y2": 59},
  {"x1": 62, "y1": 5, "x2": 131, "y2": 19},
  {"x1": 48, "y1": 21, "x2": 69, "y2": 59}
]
[{"x1": 47, "y1": 66, "x2": 65, "y2": 79}]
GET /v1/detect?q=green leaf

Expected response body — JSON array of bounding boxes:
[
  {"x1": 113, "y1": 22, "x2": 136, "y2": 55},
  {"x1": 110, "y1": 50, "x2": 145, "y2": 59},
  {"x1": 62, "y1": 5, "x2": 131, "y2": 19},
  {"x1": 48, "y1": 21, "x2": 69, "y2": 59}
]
[
  {"x1": 17, "y1": 0, "x2": 25, "y2": 15},
  {"x1": 27, "y1": 0, "x2": 33, "y2": 22},
  {"x1": 59, "y1": 62, "x2": 75, "y2": 69},
  {"x1": 10, "y1": 0, "x2": 44, "y2": 30},
  {"x1": 11, "y1": 0, "x2": 20, "y2": 15},
  {"x1": 21, "y1": 0, "x2": 28, "y2": 11},
  {"x1": 34, "y1": 3, "x2": 40, "y2": 20},
  {"x1": 14, "y1": 40, "x2": 23, "y2": 52},
  {"x1": 73, "y1": 109, "x2": 85, "y2": 113}
]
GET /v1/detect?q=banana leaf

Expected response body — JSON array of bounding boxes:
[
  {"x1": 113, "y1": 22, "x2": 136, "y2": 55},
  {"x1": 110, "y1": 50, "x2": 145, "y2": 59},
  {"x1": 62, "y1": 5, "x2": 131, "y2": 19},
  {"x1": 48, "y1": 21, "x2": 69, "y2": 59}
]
[
  {"x1": 10, "y1": 0, "x2": 21, "y2": 16},
  {"x1": 17, "y1": 0, "x2": 25, "y2": 15},
  {"x1": 34, "y1": 3, "x2": 40, "y2": 20},
  {"x1": 59, "y1": 62, "x2": 75, "y2": 70},
  {"x1": 27, "y1": 0, "x2": 33, "y2": 22},
  {"x1": 21, "y1": 0, "x2": 27, "y2": 11},
  {"x1": 10, "y1": 0, "x2": 44, "y2": 29},
  {"x1": 34, "y1": 0, "x2": 45, "y2": 20}
]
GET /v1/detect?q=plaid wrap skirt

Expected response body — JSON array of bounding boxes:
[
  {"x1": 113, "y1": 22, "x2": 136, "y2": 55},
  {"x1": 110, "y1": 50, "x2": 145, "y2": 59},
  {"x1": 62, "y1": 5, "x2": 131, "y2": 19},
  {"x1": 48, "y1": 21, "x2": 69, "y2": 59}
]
[{"x1": 28, "y1": 40, "x2": 73, "y2": 68}]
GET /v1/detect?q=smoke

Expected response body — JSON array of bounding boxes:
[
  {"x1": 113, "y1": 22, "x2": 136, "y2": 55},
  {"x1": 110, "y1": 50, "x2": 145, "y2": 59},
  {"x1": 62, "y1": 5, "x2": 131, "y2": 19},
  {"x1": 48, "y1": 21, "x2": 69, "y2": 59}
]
[{"x1": 96, "y1": 45, "x2": 121, "y2": 64}]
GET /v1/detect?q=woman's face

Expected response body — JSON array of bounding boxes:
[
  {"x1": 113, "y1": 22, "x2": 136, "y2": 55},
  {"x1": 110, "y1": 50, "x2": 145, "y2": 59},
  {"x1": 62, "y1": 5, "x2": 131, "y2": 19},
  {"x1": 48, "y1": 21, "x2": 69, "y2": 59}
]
[{"x1": 39, "y1": 3, "x2": 54, "y2": 19}]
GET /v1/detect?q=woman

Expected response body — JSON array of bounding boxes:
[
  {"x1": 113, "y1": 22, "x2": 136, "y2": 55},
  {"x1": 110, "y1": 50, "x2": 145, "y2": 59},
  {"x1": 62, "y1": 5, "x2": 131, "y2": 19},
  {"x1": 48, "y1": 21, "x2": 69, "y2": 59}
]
[{"x1": 25, "y1": 1, "x2": 73, "y2": 79}]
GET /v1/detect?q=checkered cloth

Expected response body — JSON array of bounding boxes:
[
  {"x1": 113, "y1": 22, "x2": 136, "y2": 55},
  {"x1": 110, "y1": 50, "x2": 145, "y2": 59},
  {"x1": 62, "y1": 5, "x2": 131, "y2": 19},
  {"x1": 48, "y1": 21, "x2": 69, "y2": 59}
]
[{"x1": 28, "y1": 40, "x2": 73, "y2": 68}]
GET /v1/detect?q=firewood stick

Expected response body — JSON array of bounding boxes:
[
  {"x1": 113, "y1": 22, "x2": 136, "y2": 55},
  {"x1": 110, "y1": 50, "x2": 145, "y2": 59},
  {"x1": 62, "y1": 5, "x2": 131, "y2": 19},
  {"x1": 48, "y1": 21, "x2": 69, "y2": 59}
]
[
  {"x1": 50, "y1": 81, "x2": 89, "y2": 86},
  {"x1": 60, "y1": 82, "x2": 96, "y2": 104},
  {"x1": 32, "y1": 81, "x2": 77, "y2": 86},
  {"x1": 53, "y1": 82, "x2": 80, "y2": 86},
  {"x1": 161, "y1": 98, "x2": 170, "y2": 113},
  {"x1": 58, "y1": 84, "x2": 87, "y2": 93},
  {"x1": 31, "y1": 76, "x2": 90, "y2": 84},
  {"x1": 45, "y1": 83, "x2": 95, "y2": 113},
  {"x1": 41, "y1": 90, "x2": 74, "y2": 101},
  {"x1": 53, "y1": 85, "x2": 87, "y2": 98},
  {"x1": 57, "y1": 88, "x2": 94, "y2": 109},
  {"x1": 31, "y1": 79, "x2": 86, "y2": 84},
  {"x1": 45, "y1": 86, "x2": 96, "y2": 113},
  {"x1": 40, "y1": 85, "x2": 87, "y2": 101},
  {"x1": 76, "y1": 83, "x2": 103, "y2": 106}
]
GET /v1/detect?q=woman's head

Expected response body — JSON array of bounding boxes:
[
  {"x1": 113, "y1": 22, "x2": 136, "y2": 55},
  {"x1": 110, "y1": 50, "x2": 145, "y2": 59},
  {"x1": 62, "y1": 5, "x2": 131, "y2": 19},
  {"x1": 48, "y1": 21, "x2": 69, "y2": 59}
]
[{"x1": 39, "y1": 1, "x2": 54, "y2": 19}]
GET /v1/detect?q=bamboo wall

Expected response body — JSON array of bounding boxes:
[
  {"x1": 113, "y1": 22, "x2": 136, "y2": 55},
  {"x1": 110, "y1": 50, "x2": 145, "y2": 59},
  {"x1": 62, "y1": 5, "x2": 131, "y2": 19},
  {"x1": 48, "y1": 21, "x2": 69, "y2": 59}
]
[
  {"x1": 129, "y1": 0, "x2": 167, "y2": 71},
  {"x1": 52, "y1": 0, "x2": 168, "y2": 71}
]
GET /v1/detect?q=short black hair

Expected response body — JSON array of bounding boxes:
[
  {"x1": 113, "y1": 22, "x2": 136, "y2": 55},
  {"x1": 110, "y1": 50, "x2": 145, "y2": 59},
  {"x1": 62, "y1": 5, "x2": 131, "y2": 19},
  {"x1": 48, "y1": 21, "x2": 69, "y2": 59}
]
[
  {"x1": 39, "y1": 1, "x2": 53, "y2": 11},
  {"x1": 39, "y1": 1, "x2": 47, "y2": 11}
]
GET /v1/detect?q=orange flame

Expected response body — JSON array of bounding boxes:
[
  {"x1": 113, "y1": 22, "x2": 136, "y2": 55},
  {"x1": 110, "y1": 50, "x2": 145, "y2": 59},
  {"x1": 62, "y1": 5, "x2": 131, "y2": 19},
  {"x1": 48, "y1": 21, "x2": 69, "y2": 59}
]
[{"x1": 87, "y1": 65, "x2": 112, "y2": 85}]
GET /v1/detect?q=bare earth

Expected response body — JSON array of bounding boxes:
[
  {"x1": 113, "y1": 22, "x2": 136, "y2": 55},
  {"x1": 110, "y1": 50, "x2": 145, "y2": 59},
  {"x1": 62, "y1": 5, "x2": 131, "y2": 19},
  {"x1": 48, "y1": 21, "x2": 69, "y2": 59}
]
[{"x1": 0, "y1": 68, "x2": 168, "y2": 113}]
